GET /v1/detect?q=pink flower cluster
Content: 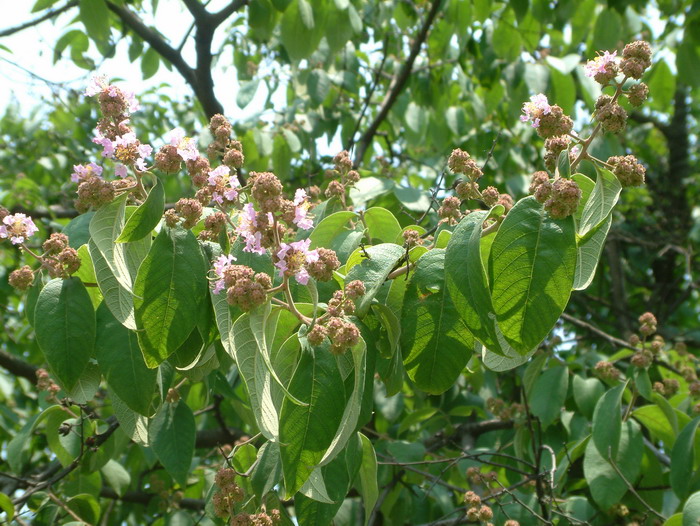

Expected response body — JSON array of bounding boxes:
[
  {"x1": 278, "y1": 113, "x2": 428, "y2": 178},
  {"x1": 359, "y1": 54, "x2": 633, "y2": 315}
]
[
  {"x1": 292, "y1": 189, "x2": 313, "y2": 230},
  {"x1": 584, "y1": 50, "x2": 618, "y2": 78},
  {"x1": 0, "y1": 213, "x2": 39, "y2": 245},
  {"x1": 211, "y1": 254, "x2": 237, "y2": 294},
  {"x1": 85, "y1": 75, "x2": 140, "y2": 114},
  {"x1": 93, "y1": 131, "x2": 153, "y2": 177},
  {"x1": 520, "y1": 94, "x2": 551, "y2": 128},
  {"x1": 167, "y1": 128, "x2": 200, "y2": 162},
  {"x1": 208, "y1": 166, "x2": 240, "y2": 205},
  {"x1": 275, "y1": 238, "x2": 319, "y2": 285},
  {"x1": 236, "y1": 203, "x2": 267, "y2": 255},
  {"x1": 71, "y1": 162, "x2": 103, "y2": 183}
]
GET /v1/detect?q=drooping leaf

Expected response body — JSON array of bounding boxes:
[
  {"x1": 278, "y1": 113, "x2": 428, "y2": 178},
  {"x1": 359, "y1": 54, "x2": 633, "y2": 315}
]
[
  {"x1": 79, "y1": 0, "x2": 110, "y2": 44},
  {"x1": 529, "y1": 365, "x2": 569, "y2": 428},
  {"x1": 345, "y1": 243, "x2": 406, "y2": 317},
  {"x1": 401, "y1": 249, "x2": 474, "y2": 394},
  {"x1": 115, "y1": 178, "x2": 164, "y2": 242},
  {"x1": 591, "y1": 382, "x2": 627, "y2": 458},
  {"x1": 363, "y1": 207, "x2": 403, "y2": 245},
  {"x1": 95, "y1": 302, "x2": 157, "y2": 416},
  {"x1": 149, "y1": 401, "x2": 195, "y2": 486},
  {"x1": 671, "y1": 417, "x2": 700, "y2": 499},
  {"x1": 489, "y1": 197, "x2": 577, "y2": 354},
  {"x1": 134, "y1": 227, "x2": 208, "y2": 368},
  {"x1": 279, "y1": 338, "x2": 346, "y2": 496},
  {"x1": 34, "y1": 278, "x2": 95, "y2": 391},
  {"x1": 572, "y1": 375, "x2": 605, "y2": 419},
  {"x1": 100, "y1": 459, "x2": 131, "y2": 497},
  {"x1": 583, "y1": 419, "x2": 643, "y2": 510},
  {"x1": 574, "y1": 213, "x2": 612, "y2": 290},
  {"x1": 578, "y1": 167, "x2": 622, "y2": 237},
  {"x1": 358, "y1": 433, "x2": 378, "y2": 525}
]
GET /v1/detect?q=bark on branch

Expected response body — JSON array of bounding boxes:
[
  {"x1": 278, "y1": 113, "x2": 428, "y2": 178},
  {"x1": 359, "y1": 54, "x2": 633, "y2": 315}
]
[
  {"x1": 352, "y1": 0, "x2": 443, "y2": 166},
  {"x1": 0, "y1": 1, "x2": 78, "y2": 38}
]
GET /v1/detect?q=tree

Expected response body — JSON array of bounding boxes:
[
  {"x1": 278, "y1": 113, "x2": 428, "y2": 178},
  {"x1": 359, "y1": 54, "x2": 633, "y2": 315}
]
[{"x1": 0, "y1": 1, "x2": 699, "y2": 525}]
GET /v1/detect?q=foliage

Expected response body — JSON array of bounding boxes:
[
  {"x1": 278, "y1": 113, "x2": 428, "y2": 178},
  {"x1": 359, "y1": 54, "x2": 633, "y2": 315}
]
[{"x1": 0, "y1": 1, "x2": 700, "y2": 526}]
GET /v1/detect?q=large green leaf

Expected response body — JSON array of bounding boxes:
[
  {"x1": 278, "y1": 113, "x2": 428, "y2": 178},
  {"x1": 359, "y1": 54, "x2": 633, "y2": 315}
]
[
  {"x1": 445, "y1": 211, "x2": 503, "y2": 354},
  {"x1": 358, "y1": 433, "x2": 378, "y2": 525},
  {"x1": 34, "y1": 278, "x2": 95, "y2": 391},
  {"x1": 115, "y1": 178, "x2": 164, "y2": 242},
  {"x1": 684, "y1": 492, "x2": 700, "y2": 526},
  {"x1": 89, "y1": 240, "x2": 136, "y2": 330},
  {"x1": 308, "y1": 210, "x2": 358, "y2": 250},
  {"x1": 583, "y1": 419, "x2": 643, "y2": 510},
  {"x1": 79, "y1": 0, "x2": 110, "y2": 44},
  {"x1": 280, "y1": 0, "x2": 325, "y2": 61},
  {"x1": 573, "y1": 213, "x2": 612, "y2": 290},
  {"x1": 95, "y1": 302, "x2": 157, "y2": 416},
  {"x1": 671, "y1": 417, "x2": 700, "y2": 499},
  {"x1": 401, "y1": 249, "x2": 474, "y2": 394},
  {"x1": 279, "y1": 339, "x2": 346, "y2": 496},
  {"x1": 578, "y1": 167, "x2": 622, "y2": 237},
  {"x1": 345, "y1": 243, "x2": 406, "y2": 317},
  {"x1": 572, "y1": 375, "x2": 605, "y2": 419},
  {"x1": 489, "y1": 197, "x2": 576, "y2": 353},
  {"x1": 149, "y1": 401, "x2": 195, "y2": 486},
  {"x1": 592, "y1": 382, "x2": 626, "y2": 459},
  {"x1": 529, "y1": 365, "x2": 569, "y2": 428},
  {"x1": 134, "y1": 227, "x2": 208, "y2": 368},
  {"x1": 363, "y1": 207, "x2": 402, "y2": 245}
]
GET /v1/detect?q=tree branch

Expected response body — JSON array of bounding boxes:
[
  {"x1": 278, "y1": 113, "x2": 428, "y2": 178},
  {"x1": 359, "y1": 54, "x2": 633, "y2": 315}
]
[
  {"x1": 0, "y1": 350, "x2": 38, "y2": 384},
  {"x1": 0, "y1": 1, "x2": 78, "y2": 38},
  {"x1": 105, "y1": 2, "x2": 197, "y2": 90},
  {"x1": 100, "y1": 487, "x2": 205, "y2": 510},
  {"x1": 211, "y1": 0, "x2": 249, "y2": 28},
  {"x1": 352, "y1": 0, "x2": 443, "y2": 166}
]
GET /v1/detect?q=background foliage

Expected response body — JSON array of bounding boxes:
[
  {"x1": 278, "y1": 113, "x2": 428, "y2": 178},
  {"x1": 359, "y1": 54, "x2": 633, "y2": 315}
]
[{"x1": 1, "y1": 0, "x2": 700, "y2": 525}]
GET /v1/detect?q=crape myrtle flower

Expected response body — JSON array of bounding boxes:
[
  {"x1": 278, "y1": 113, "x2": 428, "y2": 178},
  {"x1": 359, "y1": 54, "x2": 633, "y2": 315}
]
[
  {"x1": 212, "y1": 254, "x2": 237, "y2": 294},
  {"x1": 167, "y1": 128, "x2": 200, "y2": 162},
  {"x1": 71, "y1": 162, "x2": 103, "y2": 183},
  {"x1": 0, "y1": 213, "x2": 39, "y2": 245},
  {"x1": 292, "y1": 189, "x2": 313, "y2": 230},
  {"x1": 236, "y1": 203, "x2": 266, "y2": 255},
  {"x1": 275, "y1": 238, "x2": 319, "y2": 285},
  {"x1": 207, "y1": 165, "x2": 239, "y2": 205},
  {"x1": 85, "y1": 74, "x2": 140, "y2": 116},
  {"x1": 94, "y1": 131, "x2": 152, "y2": 177},
  {"x1": 520, "y1": 94, "x2": 551, "y2": 129},
  {"x1": 584, "y1": 50, "x2": 619, "y2": 84}
]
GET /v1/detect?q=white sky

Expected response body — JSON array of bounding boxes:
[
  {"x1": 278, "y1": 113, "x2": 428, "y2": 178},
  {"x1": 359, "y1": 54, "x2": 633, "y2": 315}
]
[{"x1": 0, "y1": 1, "x2": 275, "y2": 118}]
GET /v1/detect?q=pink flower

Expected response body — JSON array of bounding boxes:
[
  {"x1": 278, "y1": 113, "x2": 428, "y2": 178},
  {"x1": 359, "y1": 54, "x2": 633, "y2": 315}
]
[
  {"x1": 167, "y1": 128, "x2": 199, "y2": 161},
  {"x1": 71, "y1": 162, "x2": 103, "y2": 183},
  {"x1": 212, "y1": 254, "x2": 237, "y2": 294},
  {"x1": 275, "y1": 238, "x2": 319, "y2": 285},
  {"x1": 85, "y1": 75, "x2": 109, "y2": 97},
  {"x1": 208, "y1": 165, "x2": 239, "y2": 205},
  {"x1": 521, "y1": 94, "x2": 551, "y2": 128},
  {"x1": 236, "y1": 204, "x2": 265, "y2": 254},
  {"x1": 93, "y1": 134, "x2": 115, "y2": 158},
  {"x1": 584, "y1": 50, "x2": 618, "y2": 78},
  {"x1": 293, "y1": 189, "x2": 313, "y2": 230},
  {"x1": 115, "y1": 165, "x2": 128, "y2": 178},
  {"x1": 0, "y1": 213, "x2": 39, "y2": 245}
]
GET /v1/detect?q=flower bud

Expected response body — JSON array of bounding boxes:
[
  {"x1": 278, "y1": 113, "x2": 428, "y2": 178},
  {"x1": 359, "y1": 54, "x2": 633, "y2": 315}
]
[
  {"x1": 455, "y1": 180, "x2": 480, "y2": 200},
  {"x1": 596, "y1": 100, "x2": 627, "y2": 134},
  {"x1": 42, "y1": 233, "x2": 69, "y2": 255},
  {"x1": 154, "y1": 144, "x2": 182, "y2": 174},
  {"x1": 308, "y1": 324, "x2": 328, "y2": 346},
  {"x1": 251, "y1": 172, "x2": 283, "y2": 213},
  {"x1": 607, "y1": 155, "x2": 645, "y2": 187},
  {"x1": 481, "y1": 186, "x2": 500, "y2": 207},
  {"x1": 223, "y1": 148, "x2": 244, "y2": 169},
  {"x1": 544, "y1": 178, "x2": 581, "y2": 219},
  {"x1": 402, "y1": 229, "x2": 421, "y2": 248},
  {"x1": 333, "y1": 150, "x2": 353, "y2": 174},
  {"x1": 437, "y1": 196, "x2": 462, "y2": 225},
  {"x1": 325, "y1": 180, "x2": 345, "y2": 198},
  {"x1": 174, "y1": 198, "x2": 203, "y2": 229},
  {"x1": 543, "y1": 136, "x2": 570, "y2": 172},
  {"x1": 536, "y1": 105, "x2": 573, "y2": 139},
  {"x1": 9, "y1": 265, "x2": 35, "y2": 291},
  {"x1": 306, "y1": 248, "x2": 340, "y2": 282},
  {"x1": 626, "y1": 83, "x2": 649, "y2": 107},
  {"x1": 345, "y1": 280, "x2": 366, "y2": 299},
  {"x1": 620, "y1": 40, "x2": 652, "y2": 79}
]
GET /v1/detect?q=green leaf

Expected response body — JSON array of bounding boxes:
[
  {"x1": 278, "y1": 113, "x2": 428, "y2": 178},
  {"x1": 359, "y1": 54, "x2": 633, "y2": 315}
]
[
  {"x1": 251, "y1": 442, "x2": 283, "y2": 496},
  {"x1": 592, "y1": 382, "x2": 627, "y2": 458},
  {"x1": 116, "y1": 178, "x2": 164, "y2": 242},
  {"x1": 578, "y1": 167, "x2": 622, "y2": 237},
  {"x1": 63, "y1": 212, "x2": 95, "y2": 248},
  {"x1": 489, "y1": 197, "x2": 577, "y2": 353},
  {"x1": 319, "y1": 337, "x2": 366, "y2": 466},
  {"x1": 237, "y1": 79, "x2": 260, "y2": 109},
  {"x1": 632, "y1": 405, "x2": 678, "y2": 448},
  {"x1": 35, "y1": 278, "x2": 95, "y2": 391},
  {"x1": 7, "y1": 405, "x2": 63, "y2": 473},
  {"x1": 0, "y1": 492, "x2": 14, "y2": 521},
  {"x1": 309, "y1": 210, "x2": 358, "y2": 250},
  {"x1": 95, "y1": 303, "x2": 157, "y2": 415},
  {"x1": 572, "y1": 375, "x2": 605, "y2": 419},
  {"x1": 445, "y1": 211, "x2": 503, "y2": 354},
  {"x1": 358, "y1": 433, "x2": 378, "y2": 525},
  {"x1": 583, "y1": 419, "x2": 643, "y2": 510},
  {"x1": 279, "y1": 339, "x2": 346, "y2": 496},
  {"x1": 363, "y1": 207, "x2": 403, "y2": 245},
  {"x1": 592, "y1": 8, "x2": 622, "y2": 51},
  {"x1": 79, "y1": 0, "x2": 110, "y2": 44},
  {"x1": 101, "y1": 459, "x2": 131, "y2": 497},
  {"x1": 345, "y1": 243, "x2": 406, "y2": 317},
  {"x1": 573, "y1": 213, "x2": 612, "y2": 290},
  {"x1": 149, "y1": 401, "x2": 195, "y2": 486},
  {"x1": 90, "y1": 239, "x2": 135, "y2": 330},
  {"x1": 280, "y1": 0, "x2": 324, "y2": 61},
  {"x1": 141, "y1": 47, "x2": 160, "y2": 79},
  {"x1": 530, "y1": 365, "x2": 569, "y2": 428},
  {"x1": 648, "y1": 60, "x2": 676, "y2": 110},
  {"x1": 308, "y1": 69, "x2": 331, "y2": 106},
  {"x1": 401, "y1": 249, "x2": 474, "y2": 394},
  {"x1": 134, "y1": 227, "x2": 208, "y2": 368},
  {"x1": 684, "y1": 492, "x2": 700, "y2": 526},
  {"x1": 671, "y1": 417, "x2": 700, "y2": 499}
]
